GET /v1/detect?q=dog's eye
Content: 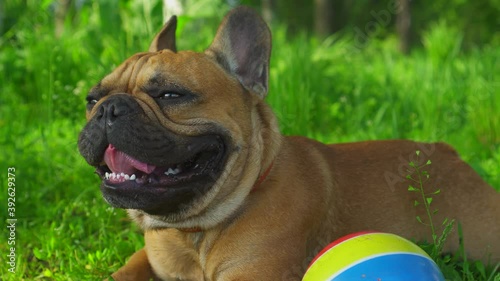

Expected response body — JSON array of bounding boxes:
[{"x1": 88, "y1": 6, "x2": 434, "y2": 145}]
[
  {"x1": 86, "y1": 96, "x2": 99, "y2": 105},
  {"x1": 160, "y1": 92, "x2": 182, "y2": 99}
]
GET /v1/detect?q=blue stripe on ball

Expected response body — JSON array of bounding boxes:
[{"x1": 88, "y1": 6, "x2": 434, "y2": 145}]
[{"x1": 329, "y1": 253, "x2": 444, "y2": 281}]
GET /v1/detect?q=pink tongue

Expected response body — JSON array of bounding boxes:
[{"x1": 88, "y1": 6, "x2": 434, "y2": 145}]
[{"x1": 104, "y1": 144, "x2": 156, "y2": 174}]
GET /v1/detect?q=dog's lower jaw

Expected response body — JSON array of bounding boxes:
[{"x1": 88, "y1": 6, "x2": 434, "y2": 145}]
[{"x1": 127, "y1": 154, "x2": 276, "y2": 232}]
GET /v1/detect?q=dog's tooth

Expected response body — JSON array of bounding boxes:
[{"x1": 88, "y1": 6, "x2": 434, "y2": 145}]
[
  {"x1": 130, "y1": 174, "x2": 136, "y2": 180},
  {"x1": 165, "y1": 168, "x2": 174, "y2": 176},
  {"x1": 124, "y1": 174, "x2": 130, "y2": 180},
  {"x1": 105, "y1": 172, "x2": 110, "y2": 180},
  {"x1": 173, "y1": 168, "x2": 181, "y2": 174}
]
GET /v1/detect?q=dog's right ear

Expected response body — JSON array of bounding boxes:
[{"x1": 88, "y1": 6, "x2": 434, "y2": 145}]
[
  {"x1": 206, "y1": 7, "x2": 271, "y2": 98},
  {"x1": 149, "y1": 16, "x2": 177, "y2": 52}
]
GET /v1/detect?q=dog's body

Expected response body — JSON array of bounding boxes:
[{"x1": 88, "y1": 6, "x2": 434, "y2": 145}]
[{"x1": 78, "y1": 7, "x2": 499, "y2": 281}]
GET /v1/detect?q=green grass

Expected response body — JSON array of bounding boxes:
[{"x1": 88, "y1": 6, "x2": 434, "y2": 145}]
[{"x1": 1, "y1": 1, "x2": 499, "y2": 280}]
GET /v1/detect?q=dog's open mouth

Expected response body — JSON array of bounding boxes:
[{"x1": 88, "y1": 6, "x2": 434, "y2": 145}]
[{"x1": 96, "y1": 141, "x2": 225, "y2": 189}]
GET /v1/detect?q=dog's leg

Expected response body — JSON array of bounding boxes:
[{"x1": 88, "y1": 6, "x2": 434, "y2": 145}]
[
  {"x1": 110, "y1": 248, "x2": 157, "y2": 281},
  {"x1": 145, "y1": 229, "x2": 204, "y2": 281}
]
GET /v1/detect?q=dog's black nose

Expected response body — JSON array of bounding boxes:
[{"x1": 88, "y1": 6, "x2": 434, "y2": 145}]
[{"x1": 96, "y1": 94, "x2": 139, "y2": 126}]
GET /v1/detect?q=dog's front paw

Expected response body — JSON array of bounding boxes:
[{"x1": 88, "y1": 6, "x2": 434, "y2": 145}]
[{"x1": 108, "y1": 248, "x2": 157, "y2": 281}]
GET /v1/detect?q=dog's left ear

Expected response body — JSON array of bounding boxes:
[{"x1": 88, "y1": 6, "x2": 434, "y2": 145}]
[
  {"x1": 206, "y1": 7, "x2": 271, "y2": 98},
  {"x1": 149, "y1": 16, "x2": 177, "y2": 52}
]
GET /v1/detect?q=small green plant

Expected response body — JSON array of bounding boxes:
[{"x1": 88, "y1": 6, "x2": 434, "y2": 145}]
[
  {"x1": 404, "y1": 152, "x2": 500, "y2": 280},
  {"x1": 406, "y1": 150, "x2": 455, "y2": 260}
]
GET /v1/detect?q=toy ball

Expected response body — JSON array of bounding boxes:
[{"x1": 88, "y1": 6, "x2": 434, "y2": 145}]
[{"x1": 303, "y1": 231, "x2": 445, "y2": 281}]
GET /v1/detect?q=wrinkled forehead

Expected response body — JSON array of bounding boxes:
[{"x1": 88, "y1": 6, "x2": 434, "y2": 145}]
[{"x1": 95, "y1": 50, "x2": 231, "y2": 94}]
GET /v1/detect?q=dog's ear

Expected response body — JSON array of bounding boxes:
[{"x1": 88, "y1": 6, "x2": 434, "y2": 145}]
[
  {"x1": 149, "y1": 16, "x2": 177, "y2": 52},
  {"x1": 206, "y1": 7, "x2": 271, "y2": 98}
]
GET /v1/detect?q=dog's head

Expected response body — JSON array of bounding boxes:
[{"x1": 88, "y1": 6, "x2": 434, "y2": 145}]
[{"x1": 78, "y1": 7, "x2": 281, "y2": 230}]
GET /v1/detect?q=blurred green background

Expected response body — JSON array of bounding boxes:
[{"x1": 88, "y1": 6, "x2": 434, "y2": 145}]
[{"x1": 0, "y1": 0, "x2": 499, "y2": 280}]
